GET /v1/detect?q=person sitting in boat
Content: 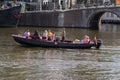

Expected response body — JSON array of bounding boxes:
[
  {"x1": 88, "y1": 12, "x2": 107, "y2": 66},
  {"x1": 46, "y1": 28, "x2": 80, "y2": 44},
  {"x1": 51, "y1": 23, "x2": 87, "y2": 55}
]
[
  {"x1": 61, "y1": 28, "x2": 66, "y2": 42},
  {"x1": 73, "y1": 39, "x2": 80, "y2": 43},
  {"x1": 42, "y1": 30, "x2": 48, "y2": 41},
  {"x1": 93, "y1": 35, "x2": 98, "y2": 45},
  {"x1": 33, "y1": 30, "x2": 41, "y2": 40},
  {"x1": 55, "y1": 36, "x2": 61, "y2": 43},
  {"x1": 24, "y1": 29, "x2": 31, "y2": 39},
  {"x1": 81, "y1": 35, "x2": 91, "y2": 44},
  {"x1": 51, "y1": 32, "x2": 56, "y2": 42},
  {"x1": 48, "y1": 29, "x2": 53, "y2": 41},
  {"x1": 6, "y1": 3, "x2": 12, "y2": 8}
]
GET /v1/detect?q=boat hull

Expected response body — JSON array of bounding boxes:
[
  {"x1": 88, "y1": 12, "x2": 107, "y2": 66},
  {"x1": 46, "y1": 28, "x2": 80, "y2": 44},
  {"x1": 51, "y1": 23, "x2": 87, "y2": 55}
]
[
  {"x1": 0, "y1": 5, "x2": 21, "y2": 27},
  {"x1": 12, "y1": 35, "x2": 102, "y2": 49}
]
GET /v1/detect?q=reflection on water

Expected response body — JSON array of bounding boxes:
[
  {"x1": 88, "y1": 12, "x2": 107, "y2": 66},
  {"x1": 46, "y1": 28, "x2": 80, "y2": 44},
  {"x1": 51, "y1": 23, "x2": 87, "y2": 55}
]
[
  {"x1": 100, "y1": 24, "x2": 120, "y2": 32},
  {"x1": 0, "y1": 24, "x2": 120, "y2": 80}
]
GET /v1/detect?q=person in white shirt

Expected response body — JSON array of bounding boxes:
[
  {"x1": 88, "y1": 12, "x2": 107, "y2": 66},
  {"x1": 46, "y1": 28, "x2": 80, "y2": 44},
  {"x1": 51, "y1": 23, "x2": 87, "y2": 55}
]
[
  {"x1": 24, "y1": 29, "x2": 31, "y2": 38},
  {"x1": 42, "y1": 30, "x2": 48, "y2": 40}
]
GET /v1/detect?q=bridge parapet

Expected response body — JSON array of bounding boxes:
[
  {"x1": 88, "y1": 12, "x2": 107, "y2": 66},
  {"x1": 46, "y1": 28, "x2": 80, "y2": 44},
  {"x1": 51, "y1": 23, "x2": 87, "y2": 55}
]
[{"x1": 19, "y1": 6, "x2": 120, "y2": 29}]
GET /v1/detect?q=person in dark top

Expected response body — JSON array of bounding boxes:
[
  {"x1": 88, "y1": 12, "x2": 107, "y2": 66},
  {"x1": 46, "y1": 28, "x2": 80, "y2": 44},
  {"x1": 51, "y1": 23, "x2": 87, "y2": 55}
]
[
  {"x1": 33, "y1": 30, "x2": 41, "y2": 40},
  {"x1": 61, "y1": 28, "x2": 66, "y2": 42}
]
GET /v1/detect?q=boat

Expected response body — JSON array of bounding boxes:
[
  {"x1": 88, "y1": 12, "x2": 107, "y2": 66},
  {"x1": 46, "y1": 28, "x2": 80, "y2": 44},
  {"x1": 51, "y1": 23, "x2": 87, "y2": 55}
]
[
  {"x1": 12, "y1": 34, "x2": 102, "y2": 49},
  {"x1": 0, "y1": 2, "x2": 22, "y2": 27}
]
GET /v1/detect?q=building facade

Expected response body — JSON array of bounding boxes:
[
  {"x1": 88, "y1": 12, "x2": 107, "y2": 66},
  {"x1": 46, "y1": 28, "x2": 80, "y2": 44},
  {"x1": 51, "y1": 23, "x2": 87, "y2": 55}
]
[{"x1": 116, "y1": 0, "x2": 120, "y2": 5}]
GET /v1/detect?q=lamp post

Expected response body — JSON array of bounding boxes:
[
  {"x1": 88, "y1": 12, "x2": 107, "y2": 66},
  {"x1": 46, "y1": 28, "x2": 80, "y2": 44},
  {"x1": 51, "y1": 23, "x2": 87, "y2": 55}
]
[
  {"x1": 54, "y1": 0, "x2": 55, "y2": 10},
  {"x1": 95, "y1": 0, "x2": 98, "y2": 7},
  {"x1": 29, "y1": 0, "x2": 32, "y2": 11},
  {"x1": 114, "y1": 0, "x2": 116, "y2": 6},
  {"x1": 40, "y1": 0, "x2": 42, "y2": 11}
]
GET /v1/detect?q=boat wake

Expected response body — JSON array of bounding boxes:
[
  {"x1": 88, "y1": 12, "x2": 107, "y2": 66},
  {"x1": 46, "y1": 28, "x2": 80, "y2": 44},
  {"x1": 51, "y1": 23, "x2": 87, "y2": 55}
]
[{"x1": 100, "y1": 45, "x2": 120, "y2": 51}]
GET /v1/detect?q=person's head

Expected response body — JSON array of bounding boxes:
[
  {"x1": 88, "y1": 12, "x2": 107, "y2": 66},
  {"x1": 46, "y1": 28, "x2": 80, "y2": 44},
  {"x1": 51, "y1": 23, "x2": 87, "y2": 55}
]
[
  {"x1": 53, "y1": 32, "x2": 55, "y2": 35},
  {"x1": 27, "y1": 29, "x2": 29, "y2": 32},
  {"x1": 63, "y1": 28, "x2": 65, "y2": 31},
  {"x1": 85, "y1": 35, "x2": 89, "y2": 39},
  {"x1": 35, "y1": 30, "x2": 37, "y2": 32},
  {"x1": 45, "y1": 30, "x2": 47, "y2": 33},
  {"x1": 48, "y1": 29, "x2": 51, "y2": 32}
]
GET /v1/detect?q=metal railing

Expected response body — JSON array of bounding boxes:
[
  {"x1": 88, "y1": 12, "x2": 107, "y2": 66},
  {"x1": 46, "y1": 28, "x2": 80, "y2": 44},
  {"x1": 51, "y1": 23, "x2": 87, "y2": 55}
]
[{"x1": 18, "y1": 1, "x2": 120, "y2": 13}]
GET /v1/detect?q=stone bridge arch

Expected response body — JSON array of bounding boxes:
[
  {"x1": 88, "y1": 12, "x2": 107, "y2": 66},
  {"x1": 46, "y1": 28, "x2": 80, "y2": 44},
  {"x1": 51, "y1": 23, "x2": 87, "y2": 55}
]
[
  {"x1": 19, "y1": 6, "x2": 120, "y2": 29},
  {"x1": 87, "y1": 9, "x2": 120, "y2": 29}
]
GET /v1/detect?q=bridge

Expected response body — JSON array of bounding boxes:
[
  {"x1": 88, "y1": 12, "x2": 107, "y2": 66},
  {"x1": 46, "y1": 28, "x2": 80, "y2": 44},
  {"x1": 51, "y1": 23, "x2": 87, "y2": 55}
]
[
  {"x1": 19, "y1": 5, "x2": 120, "y2": 29},
  {"x1": 60, "y1": 5, "x2": 120, "y2": 29}
]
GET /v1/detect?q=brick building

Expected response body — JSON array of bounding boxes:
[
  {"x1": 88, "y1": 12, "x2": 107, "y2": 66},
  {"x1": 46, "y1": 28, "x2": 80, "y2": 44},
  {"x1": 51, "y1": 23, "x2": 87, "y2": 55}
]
[{"x1": 116, "y1": 0, "x2": 120, "y2": 5}]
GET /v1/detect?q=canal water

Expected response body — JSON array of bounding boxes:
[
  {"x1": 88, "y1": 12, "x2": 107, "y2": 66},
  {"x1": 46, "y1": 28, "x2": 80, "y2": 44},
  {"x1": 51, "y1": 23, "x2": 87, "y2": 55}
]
[{"x1": 0, "y1": 24, "x2": 120, "y2": 80}]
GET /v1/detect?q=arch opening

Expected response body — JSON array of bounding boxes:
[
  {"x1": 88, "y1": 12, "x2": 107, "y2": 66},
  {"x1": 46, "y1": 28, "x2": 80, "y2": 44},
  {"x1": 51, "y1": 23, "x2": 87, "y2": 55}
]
[
  {"x1": 88, "y1": 11, "x2": 120, "y2": 29},
  {"x1": 88, "y1": 12, "x2": 105, "y2": 29}
]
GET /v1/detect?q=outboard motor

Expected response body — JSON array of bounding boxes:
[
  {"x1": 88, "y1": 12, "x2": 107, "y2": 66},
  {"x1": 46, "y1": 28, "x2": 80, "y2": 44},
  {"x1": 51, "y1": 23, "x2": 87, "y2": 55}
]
[{"x1": 96, "y1": 39, "x2": 102, "y2": 49}]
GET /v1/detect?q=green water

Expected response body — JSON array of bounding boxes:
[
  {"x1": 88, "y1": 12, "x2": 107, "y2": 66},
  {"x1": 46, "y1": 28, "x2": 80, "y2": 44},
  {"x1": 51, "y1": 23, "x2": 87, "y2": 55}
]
[{"x1": 0, "y1": 24, "x2": 120, "y2": 80}]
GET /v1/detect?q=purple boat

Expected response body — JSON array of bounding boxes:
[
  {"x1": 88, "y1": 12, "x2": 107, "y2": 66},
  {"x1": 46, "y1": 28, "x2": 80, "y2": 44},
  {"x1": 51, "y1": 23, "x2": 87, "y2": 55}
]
[{"x1": 12, "y1": 34, "x2": 102, "y2": 49}]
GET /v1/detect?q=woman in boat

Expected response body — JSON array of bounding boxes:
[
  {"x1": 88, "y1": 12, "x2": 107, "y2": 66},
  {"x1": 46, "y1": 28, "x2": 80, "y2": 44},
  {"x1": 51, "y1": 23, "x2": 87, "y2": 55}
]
[
  {"x1": 93, "y1": 35, "x2": 98, "y2": 45},
  {"x1": 51, "y1": 32, "x2": 56, "y2": 42},
  {"x1": 42, "y1": 30, "x2": 48, "y2": 40},
  {"x1": 33, "y1": 30, "x2": 41, "y2": 40},
  {"x1": 24, "y1": 29, "x2": 31, "y2": 39},
  {"x1": 81, "y1": 35, "x2": 91, "y2": 44},
  {"x1": 48, "y1": 29, "x2": 53, "y2": 41}
]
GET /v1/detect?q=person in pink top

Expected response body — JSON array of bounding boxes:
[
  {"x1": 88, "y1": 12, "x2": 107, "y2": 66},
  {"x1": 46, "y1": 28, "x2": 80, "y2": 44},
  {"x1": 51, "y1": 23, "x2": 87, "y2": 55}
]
[
  {"x1": 24, "y1": 29, "x2": 31, "y2": 39},
  {"x1": 81, "y1": 35, "x2": 91, "y2": 44}
]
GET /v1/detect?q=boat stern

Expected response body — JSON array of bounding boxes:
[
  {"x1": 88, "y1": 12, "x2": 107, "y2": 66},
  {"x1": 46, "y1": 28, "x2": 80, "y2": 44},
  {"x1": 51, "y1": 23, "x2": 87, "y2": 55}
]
[{"x1": 96, "y1": 39, "x2": 102, "y2": 49}]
